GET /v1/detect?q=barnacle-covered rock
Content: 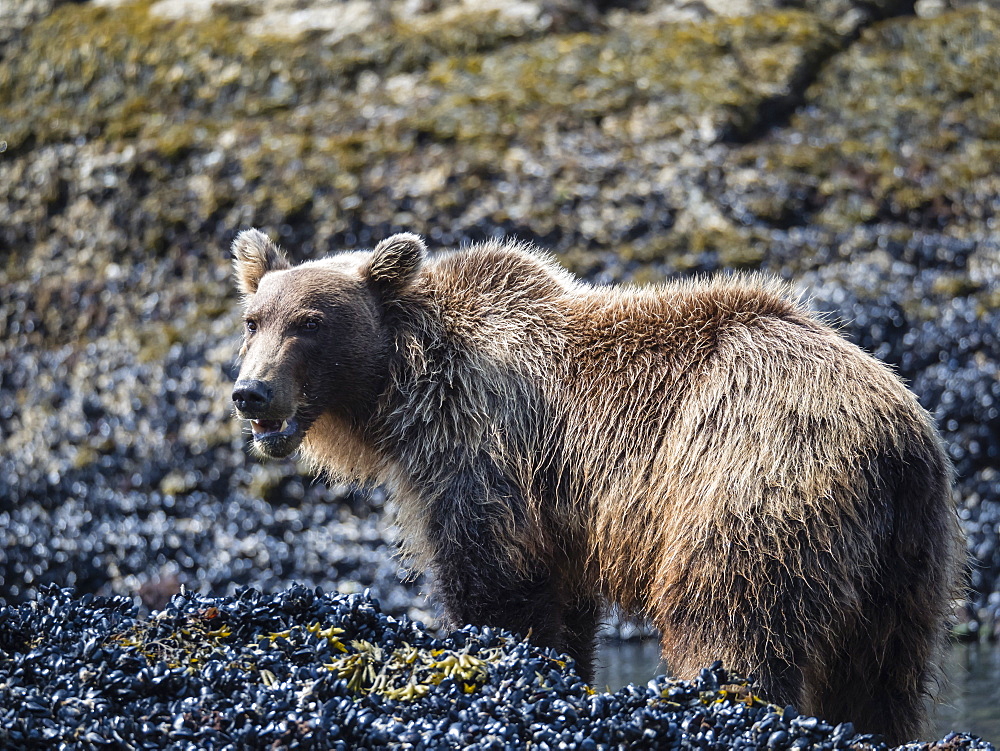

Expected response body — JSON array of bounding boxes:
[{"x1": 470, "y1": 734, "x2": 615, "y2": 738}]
[{"x1": 0, "y1": 587, "x2": 992, "y2": 749}]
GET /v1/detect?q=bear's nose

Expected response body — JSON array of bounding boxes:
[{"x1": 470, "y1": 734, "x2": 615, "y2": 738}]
[{"x1": 232, "y1": 379, "x2": 272, "y2": 414}]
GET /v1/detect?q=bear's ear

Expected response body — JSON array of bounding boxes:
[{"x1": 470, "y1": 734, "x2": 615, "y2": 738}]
[
  {"x1": 232, "y1": 229, "x2": 290, "y2": 296},
  {"x1": 366, "y1": 233, "x2": 427, "y2": 297}
]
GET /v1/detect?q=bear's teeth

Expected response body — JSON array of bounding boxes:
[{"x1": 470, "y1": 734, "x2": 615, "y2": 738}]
[{"x1": 251, "y1": 419, "x2": 284, "y2": 436}]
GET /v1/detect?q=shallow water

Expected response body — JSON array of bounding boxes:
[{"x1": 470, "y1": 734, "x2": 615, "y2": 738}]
[
  {"x1": 936, "y1": 641, "x2": 1000, "y2": 745},
  {"x1": 595, "y1": 640, "x2": 1000, "y2": 745}
]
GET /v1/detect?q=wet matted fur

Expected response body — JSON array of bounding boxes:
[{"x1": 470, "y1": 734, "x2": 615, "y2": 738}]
[{"x1": 231, "y1": 230, "x2": 964, "y2": 744}]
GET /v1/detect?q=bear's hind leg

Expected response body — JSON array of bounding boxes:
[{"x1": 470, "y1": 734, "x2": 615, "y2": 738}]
[
  {"x1": 804, "y1": 611, "x2": 935, "y2": 745},
  {"x1": 809, "y1": 660, "x2": 927, "y2": 745},
  {"x1": 563, "y1": 597, "x2": 602, "y2": 682},
  {"x1": 658, "y1": 620, "x2": 805, "y2": 710},
  {"x1": 805, "y1": 466, "x2": 957, "y2": 744}
]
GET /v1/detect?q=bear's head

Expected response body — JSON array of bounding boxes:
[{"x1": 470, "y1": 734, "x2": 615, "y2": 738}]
[{"x1": 231, "y1": 229, "x2": 426, "y2": 458}]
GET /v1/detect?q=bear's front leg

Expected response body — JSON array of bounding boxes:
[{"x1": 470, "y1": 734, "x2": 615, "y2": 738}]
[
  {"x1": 431, "y1": 547, "x2": 601, "y2": 682},
  {"x1": 431, "y1": 545, "x2": 565, "y2": 650},
  {"x1": 426, "y1": 464, "x2": 569, "y2": 666}
]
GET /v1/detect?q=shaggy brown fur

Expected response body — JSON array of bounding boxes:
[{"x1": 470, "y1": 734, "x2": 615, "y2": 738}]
[{"x1": 231, "y1": 230, "x2": 964, "y2": 744}]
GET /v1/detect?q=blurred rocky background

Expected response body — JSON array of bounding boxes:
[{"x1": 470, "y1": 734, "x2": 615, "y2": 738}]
[{"x1": 1, "y1": 0, "x2": 999, "y2": 644}]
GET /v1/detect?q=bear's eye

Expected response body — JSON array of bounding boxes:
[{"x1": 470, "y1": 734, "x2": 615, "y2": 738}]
[
  {"x1": 245, "y1": 319, "x2": 258, "y2": 334},
  {"x1": 301, "y1": 318, "x2": 320, "y2": 333}
]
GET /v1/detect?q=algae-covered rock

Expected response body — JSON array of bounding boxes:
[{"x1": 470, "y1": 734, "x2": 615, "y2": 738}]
[
  {"x1": 721, "y1": 8, "x2": 1000, "y2": 239},
  {"x1": 0, "y1": 0, "x2": 840, "y2": 321}
]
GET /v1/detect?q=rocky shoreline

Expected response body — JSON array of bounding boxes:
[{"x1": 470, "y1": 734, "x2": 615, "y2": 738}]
[
  {"x1": 0, "y1": 586, "x2": 993, "y2": 749},
  {"x1": 2, "y1": 0, "x2": 999, "y2": 744}
]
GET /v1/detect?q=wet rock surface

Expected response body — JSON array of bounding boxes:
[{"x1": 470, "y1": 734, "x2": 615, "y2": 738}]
[
  {"x1": 0, "y1": 586, "x2": 992, "y2": 750},
  {"x1": 1, "y1": 0, "x2": 1000, "y2": 742}
]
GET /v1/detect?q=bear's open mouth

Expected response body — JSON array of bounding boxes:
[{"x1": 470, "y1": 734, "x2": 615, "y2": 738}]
[
  {"x1": 248, "y1": 416, "x2": 304, "y2": 457},
  {"x1": 250, "y1": 418, "x2": 298, "y2": 439}
]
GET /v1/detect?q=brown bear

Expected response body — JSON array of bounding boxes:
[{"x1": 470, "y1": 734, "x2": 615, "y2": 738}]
[{"x1": 230, "y1": 228, "x2": 963, "y2": 744}]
